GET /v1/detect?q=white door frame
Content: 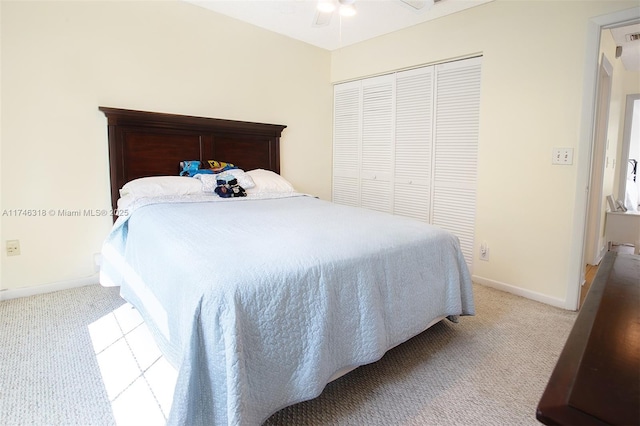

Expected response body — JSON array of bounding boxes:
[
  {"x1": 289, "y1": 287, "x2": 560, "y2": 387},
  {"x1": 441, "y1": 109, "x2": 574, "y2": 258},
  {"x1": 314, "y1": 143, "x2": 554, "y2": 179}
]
[
  {"x1": 567, "y1": 6, "x2": 640, "y2": 311},
  {"x1": 584, "y1": 53, "x2": 613, "y2": 267}
]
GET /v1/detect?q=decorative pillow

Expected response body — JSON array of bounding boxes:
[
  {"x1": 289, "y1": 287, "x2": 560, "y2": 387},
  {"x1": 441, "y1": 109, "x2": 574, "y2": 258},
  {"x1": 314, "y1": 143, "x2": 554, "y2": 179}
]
[
  {"x1": 194, "y1": 174, "x2": 217, "y2": 193},
  {"x1": 195, "y1": 170, "x2": 255, "y2": 192},
  {"x1": 119, "y1": 176, "x2": 203, "y2": 199},
  {"x1": 179, "y1": 160, "x2": 201, "y2": 177},
  {"x1": 218, "y1": 169, "x2": 255, "y2": 189},
  {"x1": 245, "y1": 169, "x2": 295, "y2": 194},
  {"x1": 207, "y1": 160, "x2": 238, "y2": 173}
]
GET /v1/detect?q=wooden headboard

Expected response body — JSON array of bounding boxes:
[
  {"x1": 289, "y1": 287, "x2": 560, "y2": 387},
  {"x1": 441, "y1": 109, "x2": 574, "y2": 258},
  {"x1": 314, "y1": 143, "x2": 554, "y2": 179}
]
[{"x1": 99, "y1": 107, "x2": 287, "y2": 214}]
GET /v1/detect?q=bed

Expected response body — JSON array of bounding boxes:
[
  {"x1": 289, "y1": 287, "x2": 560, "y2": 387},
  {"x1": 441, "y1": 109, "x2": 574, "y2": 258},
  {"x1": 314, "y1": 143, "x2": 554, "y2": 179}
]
[{"x1": 98, "y1": 107, "x2": 475, "y2": 425}]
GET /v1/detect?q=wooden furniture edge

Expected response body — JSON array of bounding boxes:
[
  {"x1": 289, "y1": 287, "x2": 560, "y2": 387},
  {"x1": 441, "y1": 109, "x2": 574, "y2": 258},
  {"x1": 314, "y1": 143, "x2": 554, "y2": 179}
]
[{"x1": 536, "y1": 251, "x2": 640, "y2": 425}]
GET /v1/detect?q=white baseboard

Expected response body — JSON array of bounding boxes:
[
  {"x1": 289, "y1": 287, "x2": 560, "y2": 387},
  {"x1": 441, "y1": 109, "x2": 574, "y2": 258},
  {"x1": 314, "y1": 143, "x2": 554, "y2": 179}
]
[
  {"x1": 472, "y1": 275, "x2": 567, "y2": 310},
  {"x1": 0, "y1": 274, "x2": 100, "y2": 301}
]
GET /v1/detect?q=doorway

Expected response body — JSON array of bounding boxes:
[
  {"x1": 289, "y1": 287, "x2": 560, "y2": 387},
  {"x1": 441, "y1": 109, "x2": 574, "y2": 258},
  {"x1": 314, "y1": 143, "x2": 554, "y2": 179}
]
[
  {"x1": 617, "y1": 94, "x2": 640, "y2": 211},
  {"x1": 568, "y1": 7, "x2": 640, "y2": 311}
]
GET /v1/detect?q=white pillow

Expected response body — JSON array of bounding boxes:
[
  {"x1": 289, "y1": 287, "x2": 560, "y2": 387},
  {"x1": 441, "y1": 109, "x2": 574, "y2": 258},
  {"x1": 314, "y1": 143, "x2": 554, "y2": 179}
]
[
  {"x1": 245, "y1": 169, "x2": 295, "y2": 194},
  {"x1": 117, "y1": 194, "x2": 135, "y2": 211},
  {"x1": 119, "y1": 176, "x2": 203, "y2": 199},
  {"x1": 226, "y1": 169, "x2": 256, "y2": 189}
]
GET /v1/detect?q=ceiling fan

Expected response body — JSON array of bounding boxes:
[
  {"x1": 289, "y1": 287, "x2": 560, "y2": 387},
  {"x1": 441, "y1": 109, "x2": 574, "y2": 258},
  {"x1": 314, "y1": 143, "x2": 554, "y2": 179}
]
[{"x1": 313, "y1": 0, "x2": 436, "y2": 26}]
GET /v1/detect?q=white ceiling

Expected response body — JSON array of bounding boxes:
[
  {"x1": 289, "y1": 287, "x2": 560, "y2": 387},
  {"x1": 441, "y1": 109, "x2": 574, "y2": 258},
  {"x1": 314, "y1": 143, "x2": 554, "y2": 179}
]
[
  {"x1": 610, "y1": 23, "x2": 640, "y2": 72},
  {"x1": 182, "y1": 1, "x2": 640, "y2": 70},
  {"x1": 183, "y1": 0, "x2": 494, "y2": 51}
]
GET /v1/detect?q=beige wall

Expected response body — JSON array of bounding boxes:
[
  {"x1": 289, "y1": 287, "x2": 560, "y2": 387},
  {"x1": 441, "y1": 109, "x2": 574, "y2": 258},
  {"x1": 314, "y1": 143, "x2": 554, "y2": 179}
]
[
  {"x1": 2, "y1": 0, "x2": 638, "y2": 307},
  {"x1": 1, "y1": 1, "x2": 332, "y2": 295},
  {"x1": 331, "y1": 0, "x2": 638, "y2": 306}
]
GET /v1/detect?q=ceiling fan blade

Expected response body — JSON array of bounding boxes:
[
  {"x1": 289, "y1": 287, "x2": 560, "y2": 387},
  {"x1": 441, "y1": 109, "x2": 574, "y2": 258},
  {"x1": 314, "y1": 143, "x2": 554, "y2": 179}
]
[
  {"x1": 313, "y1": 9, "x2": 333, "y2": 27},
  {"x1": 399, "y1": 0, "x2": 435, "y2": 10}
]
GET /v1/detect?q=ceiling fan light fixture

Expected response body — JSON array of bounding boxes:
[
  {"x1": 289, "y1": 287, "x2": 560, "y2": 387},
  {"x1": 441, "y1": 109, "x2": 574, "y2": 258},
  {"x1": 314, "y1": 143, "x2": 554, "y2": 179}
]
[
  {"x1": 317, "y1": 0, "x2": 336, "y2": 14},
  {"x1": 338, "y1": 0, "x2": 357, "y2": 17}
]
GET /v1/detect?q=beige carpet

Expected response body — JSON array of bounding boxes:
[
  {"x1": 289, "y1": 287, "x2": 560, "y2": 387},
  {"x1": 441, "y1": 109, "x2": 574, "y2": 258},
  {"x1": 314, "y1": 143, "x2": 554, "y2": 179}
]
[
  {"x1": 264, "y1": 283, "x2": 577, "y2": 425},
  {"x1": 0, "y1": 283, "x2": 576, "y2": 425}
]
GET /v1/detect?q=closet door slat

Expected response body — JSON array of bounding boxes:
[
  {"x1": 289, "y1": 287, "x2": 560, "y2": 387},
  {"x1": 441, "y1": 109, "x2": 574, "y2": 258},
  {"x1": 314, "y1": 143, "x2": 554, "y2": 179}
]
[
  {"x1": 394, "y1": 67, "x2": 434, "y2": 221},
  {"x1": 360, "y1": 75, "x2": 394, "y2": 212},
  {"x1": 432, "y1": 57, "x2": 482, "y2": 268},
  {"x1": 333, "y1": 81, "x2": 361, "y2": 205}
]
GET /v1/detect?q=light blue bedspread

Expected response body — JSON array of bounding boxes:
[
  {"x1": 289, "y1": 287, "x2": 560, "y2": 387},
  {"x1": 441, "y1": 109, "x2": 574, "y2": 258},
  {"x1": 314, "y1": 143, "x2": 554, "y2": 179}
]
[{"x1": 100, "y1": 194, "x2": 474, "y2": 425}]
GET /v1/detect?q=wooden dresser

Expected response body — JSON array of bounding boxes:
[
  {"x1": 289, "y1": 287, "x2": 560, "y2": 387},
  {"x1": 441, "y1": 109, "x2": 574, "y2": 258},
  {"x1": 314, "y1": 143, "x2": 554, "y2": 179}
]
[{"x1": 536, "y1": 251, "x2": 639, "y2": 425}]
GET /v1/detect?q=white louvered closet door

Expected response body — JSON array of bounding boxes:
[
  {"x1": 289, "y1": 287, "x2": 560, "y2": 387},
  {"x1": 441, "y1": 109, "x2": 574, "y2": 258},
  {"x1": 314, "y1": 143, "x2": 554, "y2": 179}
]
[
  {"x1": 394, "y1": 67, "x2": 434, "y2": 222},
  {"x1": 361, "y1": 75, "x2": 394, "y2": 213},
  {"x1": 432, "y1": 57, "x2": 482, "y2": 268},
  {"x1": 333, "y1": 81, "x2": 361, "y2": 206},
  {"x1": 332, "y1": 57, "x2": 481, "y2": 271}
]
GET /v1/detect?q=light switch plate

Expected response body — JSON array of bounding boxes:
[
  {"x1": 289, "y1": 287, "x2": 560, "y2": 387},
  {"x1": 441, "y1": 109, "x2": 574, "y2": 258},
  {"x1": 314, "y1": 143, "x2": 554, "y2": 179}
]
[{"x1": 552, "y1": 147, "x2": 573, "y2": 165}]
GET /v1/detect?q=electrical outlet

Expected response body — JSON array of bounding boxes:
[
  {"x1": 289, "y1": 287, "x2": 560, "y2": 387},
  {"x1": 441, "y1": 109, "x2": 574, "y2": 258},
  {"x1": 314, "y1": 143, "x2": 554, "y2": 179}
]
[
  {"x1": 552, "y1": 147, "x2": 573, "y2": 165},
  {"x1": 6, "y1": 240, "x2": 20, "y2": 256},
  {"x1": 479, "y1": 242, "x2": 489, "y2": 261}
]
